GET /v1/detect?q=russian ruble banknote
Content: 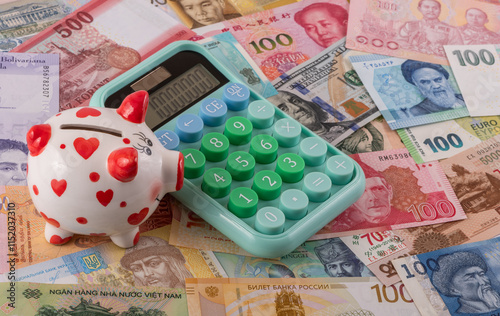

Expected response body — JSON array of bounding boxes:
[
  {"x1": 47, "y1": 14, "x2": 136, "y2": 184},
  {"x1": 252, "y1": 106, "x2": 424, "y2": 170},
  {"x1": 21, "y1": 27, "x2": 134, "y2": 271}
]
[
  {"x1": 0, "y1": 0, "x2": 93, "y2": 52},
  {"x1": 393, "y1": 237, "x2": 500, "y2": 316},
  {"x1": 349, "y1": 54, "x2": 469, "y2": 129},
  {"x1": 399, "y1": 116, "x2": 500, "y2": 163},
  {"x1": 0, "y1": 282, "x2": 188, "y2": 315},
  {"x1": 346, "y1": 0, "x2": 500, "y2": 65},
  {"x1": 269, "y1": 38, "x2": 380, "y2": 145},
  {"x1": 194, "y1": 0, "x2": 349, "y2": 80},
  {"x1": 11, "y1": 0, "x2": 195, "y2": 110},
  {"x1": 445, "y1": 44, "x2": 500, "y2": 117},
  {"x1": 186, "y1": 277, "x2": 420, "y2": 315}
]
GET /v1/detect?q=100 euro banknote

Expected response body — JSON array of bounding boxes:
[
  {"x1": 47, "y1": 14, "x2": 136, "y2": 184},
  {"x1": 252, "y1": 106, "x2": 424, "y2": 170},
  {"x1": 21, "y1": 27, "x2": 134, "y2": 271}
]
[
  {"x1": 12, "y1": 0, "x2": 195, "y2": 110},
  {"x1": 346, "y1": 0, "x2": 500, "y2": 65},
  {"x1": 399, "y1": 116, "x2": 500, "y2": 163},
  {"x1": 350, "y1": 54, "x2": 469, "y2": 129},
  {"x1": 311, "y1": 148, "x2": 466, "y2": 239}
]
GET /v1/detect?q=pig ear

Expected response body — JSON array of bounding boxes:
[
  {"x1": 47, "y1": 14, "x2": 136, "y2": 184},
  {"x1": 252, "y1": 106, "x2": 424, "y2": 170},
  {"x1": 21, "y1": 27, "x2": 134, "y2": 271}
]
[{"x1": 117, "y1": 91, "x2": 149, "y2": 123}]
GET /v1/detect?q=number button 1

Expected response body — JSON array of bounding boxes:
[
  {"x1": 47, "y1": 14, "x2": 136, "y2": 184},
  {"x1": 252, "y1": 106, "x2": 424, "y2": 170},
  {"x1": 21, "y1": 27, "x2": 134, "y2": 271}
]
[
  {"x1": 228, "y1": 187, "x2": 259, "y2": 218},
  {"x1": 252, "y1": 170, "x2": 282, "y2": 201}
]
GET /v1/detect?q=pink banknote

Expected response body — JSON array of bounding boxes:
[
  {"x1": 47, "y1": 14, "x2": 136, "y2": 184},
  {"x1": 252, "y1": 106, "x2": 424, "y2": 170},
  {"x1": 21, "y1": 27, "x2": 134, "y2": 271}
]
[
  {"x1": 311, "y1": 149, "x2": 466, "y2": 239},
  {"x1": 346, "y1": 0, "x2": 500, "y2": 65},
  {"x1": 12, "y1": 0, "x2": 195, "y2": 110},
  {"x1": 194, "y1": 0, "x2": 349, "y2": 80}
]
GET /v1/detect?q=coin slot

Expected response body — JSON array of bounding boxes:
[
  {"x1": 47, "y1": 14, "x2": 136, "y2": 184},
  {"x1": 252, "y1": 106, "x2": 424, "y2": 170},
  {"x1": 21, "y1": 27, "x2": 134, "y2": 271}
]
[{"x1": 60, "y1": 124, "x2": 122, "y2": 137}]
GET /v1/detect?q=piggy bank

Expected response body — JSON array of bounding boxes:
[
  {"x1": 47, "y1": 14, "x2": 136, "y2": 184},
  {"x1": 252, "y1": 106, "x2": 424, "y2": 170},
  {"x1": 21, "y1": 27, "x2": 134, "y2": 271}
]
[{"x1": 26, "y1": 91, "x2": 184, "y2": 248}]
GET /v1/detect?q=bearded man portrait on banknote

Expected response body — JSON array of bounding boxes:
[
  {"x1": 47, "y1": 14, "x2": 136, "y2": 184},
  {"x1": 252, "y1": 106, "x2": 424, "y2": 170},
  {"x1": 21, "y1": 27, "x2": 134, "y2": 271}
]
[
  {"x1": 431, "y1": 251, "x2": 500, "y2": 314},
  {"x1": 401, "y1": 60, "x2": 465, "y2": 116}
]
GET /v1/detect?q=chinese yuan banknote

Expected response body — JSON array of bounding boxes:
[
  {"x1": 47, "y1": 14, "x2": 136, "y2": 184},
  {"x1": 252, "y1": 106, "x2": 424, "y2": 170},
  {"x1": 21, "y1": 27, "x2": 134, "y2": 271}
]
[
  {"x1": 11, "y1": 0, "x2": 195, "y2": 110},
  {"x1": 195, "y1": 0, "x2": 349, "y2": 80},
  {"x1": 0, "y1": 0, "x2": 92, "y2": 52},
  {"x1": 346, "y1": 0, "x2": 500, "y2": 65},
  {"x1": 399, "y1": 116, "x2": 500, "y2": 163},
  {"x1": 349, "y1": 54, "x2": 469, "y2": 129},
  {"x1": 186, "y1": 277, "x2": 420, "y2": 316},
  {"x1": 393, "y1": 237, "x2": 500, "y2": 316},
  {"x1": 269, "y1": 39, "x2": 380, "y2": 145},
  {"x1": 445, "y1": 44, "x2": 500, "y2": 116},
  {"x1": 311, "y1": 148, "x2": 466, "y2": 239},
  {"x1": 0, "y1": 282, "x2": 188, "y2": 315}
]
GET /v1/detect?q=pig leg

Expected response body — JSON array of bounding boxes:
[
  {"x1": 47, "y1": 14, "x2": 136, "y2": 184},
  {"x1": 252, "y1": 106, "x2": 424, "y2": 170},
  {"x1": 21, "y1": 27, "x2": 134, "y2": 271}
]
[
  {"x1": 45, "y1": 223, "x2": 73, "y2": 245},
  {"x1": 110, "y1": 227, "x2": 140, "y2": 248}
]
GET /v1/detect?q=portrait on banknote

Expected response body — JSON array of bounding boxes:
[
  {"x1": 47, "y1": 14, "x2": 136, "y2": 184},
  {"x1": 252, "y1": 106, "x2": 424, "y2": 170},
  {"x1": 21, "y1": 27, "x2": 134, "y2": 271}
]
[
  {"x1": 120, "y1": 236, "x2": 193, "y2": 288},
  {"x1": 0, "y1": 139, "x2": 28, "y2": 186},
  {"x1": 168, "y1": 0, "x2": 241, "y2": 29},
  {"x1": 268, "y1": 263, "x2": 296, "y2": 278},
  {"x1": 458, "y1": 8, "x2": 500, "y2": 45},
  {"x1": 336, "y1": 123, "x2": 384, "y2": 154},
  {"x1": 293, "y1": 2, "x2": 349, "y2": 49},
  {"x1": 430, "y1": 251, "x2": 500, "y2": 314}
]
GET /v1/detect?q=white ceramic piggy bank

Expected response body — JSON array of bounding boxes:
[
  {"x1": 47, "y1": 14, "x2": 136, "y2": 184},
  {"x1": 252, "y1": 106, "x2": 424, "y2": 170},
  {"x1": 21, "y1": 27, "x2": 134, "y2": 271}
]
[{"x1": 26, "y1": 91, "x2": 184, "y2": 248}]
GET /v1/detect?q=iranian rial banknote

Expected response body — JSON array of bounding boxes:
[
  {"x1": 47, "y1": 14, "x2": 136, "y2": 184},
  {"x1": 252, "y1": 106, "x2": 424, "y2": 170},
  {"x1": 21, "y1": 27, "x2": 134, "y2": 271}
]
[
  {"x1": 444, "y1": 44, "x2": 500, "y2": 117},
  {"x1": 186, "y1": 277, "x2": 420, "y2": 315},
  {"x1": 11, "y1": 0, "x2": 195, "y2": 110},
  {"x1": 393, "y1": 237, "x2": 500, "y2": 316},
  {"x1": 269, "y1": 38, "x2": 380, "y2": 145},
  {"x1": 194, "y1": 0, "x2": 350, "y2": 80},
  {"x1": 0, "y1": 282, "x2": 188, "y2": 315},
  {"x1": 399, "y1": 116, "x2": 500, "y2": 163},
  {"x1": 350, "y1": 54, "x2": 469, "y2": 129},
  {"x1": 0, "y1": 0, "x2": 92, "y2": 52},
  {"x1": 346, "y1": 0, "x2": 500, "y2": 65},
  {"x1": 311, "y1": 148, "x2": 466, "y2": 239}
]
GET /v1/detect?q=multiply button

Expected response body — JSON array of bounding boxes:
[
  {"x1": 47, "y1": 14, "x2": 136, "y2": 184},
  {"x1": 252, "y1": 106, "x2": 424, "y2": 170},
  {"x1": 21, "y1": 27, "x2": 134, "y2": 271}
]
[
  {"x1": 273, "y1": 118, "x2": 301, "y2": 147},
  {"x1": 224, "y1": 116, "x2": 253, "y2": 145},
  {"x1": 247, "y1": 100, "x2": 274, "y2": 129},
  {"x1": 325, "y1": 156, "x2": 354, "y2": 185},
  {"x1": 279, "y1": 189, "x2": 309, "y2": 220},
  {"x1": 199, "y1": 98, "x2": 227, "y2": 126},
  {"x1": 302, "y1": 172, "x2": 332, "y2": 202},
  {"x1": 299, "y1": 137, "x2": 327, "y2": 166},
  {"x1": 228, "y1": 187, "x2": 259, "y2": 218},
  {"x1": 254, "y1": 207, "x2": 285, "y2": 235},
  {"x1": 222, "y1": 82, "x2": 250, "y2": 111},
  {"x1": 175, "y1": 114, "x2": 204, "y2": 143}
]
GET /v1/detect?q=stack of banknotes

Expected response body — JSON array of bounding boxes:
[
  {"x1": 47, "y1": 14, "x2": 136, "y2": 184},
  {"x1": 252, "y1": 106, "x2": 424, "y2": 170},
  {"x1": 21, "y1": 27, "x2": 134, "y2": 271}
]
[{"x1": 1, "y1": 0, "x2": 500, "y2": 315}]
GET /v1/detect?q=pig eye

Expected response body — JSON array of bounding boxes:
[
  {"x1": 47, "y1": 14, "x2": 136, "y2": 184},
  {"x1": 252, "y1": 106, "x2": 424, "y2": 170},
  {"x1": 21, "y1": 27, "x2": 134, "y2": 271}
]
[
  {"x1": 133, "y1": 144, "x2": 152, "y2": 156},
  {"x1": 134, "y1": 132, "x2": 153, "y2": 147}
]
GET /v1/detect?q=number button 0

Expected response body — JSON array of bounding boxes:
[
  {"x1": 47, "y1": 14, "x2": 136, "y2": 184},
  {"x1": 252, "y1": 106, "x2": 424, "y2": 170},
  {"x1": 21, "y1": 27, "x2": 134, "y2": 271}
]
[
  {"x1": 226, "y1": 151, "x2": 255, "y2": 181},
  {"x1": 249, "y1": 134, "x2": 278, "y2": 164},
  {"x1": 200, "y1": 132, "x2": 230, "y2": 162},
  {"x1": 181, "y1": 148, "x2": 206, "y2": 179},
  {"x1": 228, "y1": 187, "x2": 259, "y2": 218},
  {"x1": 255, "y1": 207, "x2": 285, "y2": 235},
  {"x1": 275, "y1": 153, "x2": 305, "y2": 183},
  {"x1": 252, "y1": 170, "x2": 282, "y2": 201},
  {"x1": 202, "y1": 168, "x2": 232, "y2": 198}
]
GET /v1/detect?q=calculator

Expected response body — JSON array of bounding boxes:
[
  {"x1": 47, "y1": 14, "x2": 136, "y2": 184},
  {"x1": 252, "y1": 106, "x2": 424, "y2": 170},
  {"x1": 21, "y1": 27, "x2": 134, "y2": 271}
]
[{"x1": 90, "y1": 41, "x2": 365, "y2": 258}]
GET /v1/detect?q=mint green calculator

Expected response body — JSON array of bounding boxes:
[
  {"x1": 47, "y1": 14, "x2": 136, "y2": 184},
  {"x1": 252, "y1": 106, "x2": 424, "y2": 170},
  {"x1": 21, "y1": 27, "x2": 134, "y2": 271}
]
[{"x1": 90, "y1": 41, "x2": 365, "y2": 258}]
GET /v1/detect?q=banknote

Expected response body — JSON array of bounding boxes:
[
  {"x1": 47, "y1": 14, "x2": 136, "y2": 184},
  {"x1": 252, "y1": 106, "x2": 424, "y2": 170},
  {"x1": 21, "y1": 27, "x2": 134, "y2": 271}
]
[
  {"x1": 11, "y1": 0, "x2": 195, "y2": 111},
  {"x1": 350, "y1": 54, "x2": 469, "y2": 129},
  {"x1": 0, "y1": 0, "x2": 92, "y2": 52},
  {"x1": 0, "y1": 282, "x2": 188, "y2": 315},
  {"x1": 336, "y1": 116, "x2": 406, "y2": 155},
  {"x1": 346, "y1": 0, "x2": 500, "y2": 65},
  {"x1": 2, "y1": 225, "x2": 219, "y2": 289},
  {"x1": 0, "y1": 186, "x2": 178, "y2": 273},
  {"x1": 311, "y1": 148, "x2": 466, "y2": 239},
  {"x1": 398, "y1": 116, "x2": 500, "y2": 163},
  {"x1": 269, "y1": 38, "x2": 380, "y2": 145},
  {"x1": 186, "y1": 277, "x2": 420, "y2": 316},
  {"x1": 227, "y1": 0, "x2": 301, "y2": 15},
  {"x1": 194, "y1": 0, "x2": 350, "y2": 80},
  {"x1": 444, "y1": 44, "x2": 500, "y2": 117},
  {"x1": 199, "y1": 32, "x2": 277, "y2": 98},
  {"x1": 209, "y1": 237, "x2": 374, "y2": 278},
  {"x1": 393, "y1": 237, "x2": 500, "y2": 316}
]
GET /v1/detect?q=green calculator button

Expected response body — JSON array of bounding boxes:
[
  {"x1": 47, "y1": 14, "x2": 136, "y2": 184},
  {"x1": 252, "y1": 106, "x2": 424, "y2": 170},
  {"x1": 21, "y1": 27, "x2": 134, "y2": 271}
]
[
  {"x1": 252, "y1": 170, "x2": 282, "y2": 201},
  {"x1": 299, "y1": 137, "x2": 327, "y2": 166},
  {"x1": 224, "y1": 116, "x2": 253, "y2": 145},
  {"x1": 226, "y1": 151, "x2": 255, "y2": 181},
  {"x1": 202, "y1": 168, "x2": 232, "y2": 198},
  {"x1": 228, "y1": 187, "x2": 259, "y2": 218},
  {"x1": 181, "y1": 148, "x2": 205, "y2": 179},
  {"x1": 326, "y1": 156, "x2": 354, "y2": 185},
  {"x1": 275, "y1": 153, "x2": 305, "y2": 183},
  {"x1": 200, "y1": 132, "x2": 230, "y2": 162},
  {"x1": 279, "y1": 189, "x2": 309, "y2": 220},
  {"x1": 255, "y1": 207, "x2": 285, "y2": 235},
  {"x1": 273, "y1": 118, "x2": 302, "y2": 147},
  {"x1": 249, "y1": 134, "x2": 278, "y2": 164},
  {"x1": 302, "y1": 172, "x2": 332, "y2": 202},
  {"x1": 248, "y1": 100, "x2": 275, "y2": 129}
]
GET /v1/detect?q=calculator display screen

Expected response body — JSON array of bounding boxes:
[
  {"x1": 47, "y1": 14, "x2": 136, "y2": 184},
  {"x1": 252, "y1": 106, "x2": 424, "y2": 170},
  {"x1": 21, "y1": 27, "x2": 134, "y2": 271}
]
[{"x1": 146, "y1": 64, "x2": 220, "y2": 128}]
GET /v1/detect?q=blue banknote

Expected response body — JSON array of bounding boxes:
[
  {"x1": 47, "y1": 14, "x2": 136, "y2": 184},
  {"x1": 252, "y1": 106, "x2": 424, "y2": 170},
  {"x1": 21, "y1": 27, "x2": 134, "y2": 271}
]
[
  {"x1": 350, "y1": 54, "x2": 470, "y2": 130},
  {"x1": 394, "y1": 237, "x2": 500, "y2": 316}
]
